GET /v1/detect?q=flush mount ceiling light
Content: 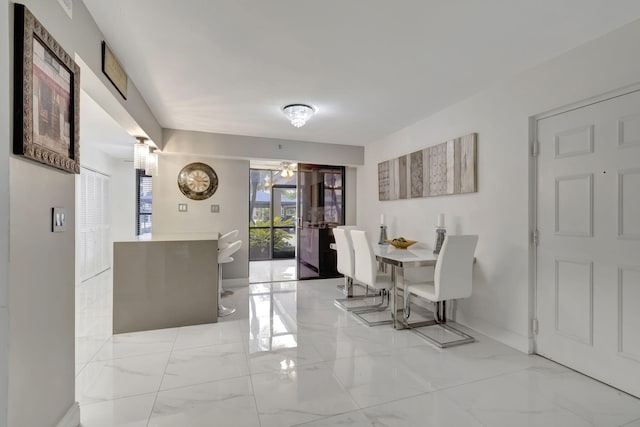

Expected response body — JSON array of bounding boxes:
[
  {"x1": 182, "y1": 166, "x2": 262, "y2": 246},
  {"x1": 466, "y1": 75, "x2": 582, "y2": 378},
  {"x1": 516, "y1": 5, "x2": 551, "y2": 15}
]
[{"x1": 282, "y1": 104, "x2": 315, "y2": 128}]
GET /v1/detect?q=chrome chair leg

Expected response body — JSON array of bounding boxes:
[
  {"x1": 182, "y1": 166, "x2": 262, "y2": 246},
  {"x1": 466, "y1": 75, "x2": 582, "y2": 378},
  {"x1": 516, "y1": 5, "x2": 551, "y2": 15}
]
[
  {"x1": 335, "y1": 277, "x2": 383, "y2": 311},
  {"x1": 404, "y1": 296, "x2": 474, "y2": 348},
  {"x1": 217, "y1": 264, "x2": 236, "y2": 317},
  {"x1": 350, "y1": 289, "x2": 393, "y2": 327},
  {"x1": 403, "y1": 283, "x2": 411, "y2": 320},
  {"x1": 221, "y1": 272, "x2": 234, "y2": 297},
  {"x1": 411, "y1": 321, "x2": 475, "y2": 348}
]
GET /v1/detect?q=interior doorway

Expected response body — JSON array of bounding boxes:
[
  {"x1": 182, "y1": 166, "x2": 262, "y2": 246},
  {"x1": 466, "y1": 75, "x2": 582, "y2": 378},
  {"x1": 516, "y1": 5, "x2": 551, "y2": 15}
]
[
  {"x1": 249, "y1": 167, "x2": 297, "y2": 261},
  {"x1": 75, "y1": 88, "x2": 138, "y2": 380},
  {"x1": 249, "y1": 163, "x2": 299, "y2": 283}
]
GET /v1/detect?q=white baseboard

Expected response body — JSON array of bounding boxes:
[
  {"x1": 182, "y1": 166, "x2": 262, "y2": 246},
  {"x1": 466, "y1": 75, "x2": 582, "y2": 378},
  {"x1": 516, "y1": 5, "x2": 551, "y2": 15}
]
[
  {"x1": 56, "y1": 401, "x2": 80, "y2": 427},
  {"x1": 457, "y1": 314, "x2": 531, "y2": 354},
  {"x1": 222, "y1": 278, "x2": 249, "y2": 288}
]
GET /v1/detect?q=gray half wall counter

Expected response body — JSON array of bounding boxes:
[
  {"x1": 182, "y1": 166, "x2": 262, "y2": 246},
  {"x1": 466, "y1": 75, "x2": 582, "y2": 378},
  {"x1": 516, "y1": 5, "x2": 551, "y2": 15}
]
[{"x1": 113, "y1": 233, "x2": 219, "y2": 334}]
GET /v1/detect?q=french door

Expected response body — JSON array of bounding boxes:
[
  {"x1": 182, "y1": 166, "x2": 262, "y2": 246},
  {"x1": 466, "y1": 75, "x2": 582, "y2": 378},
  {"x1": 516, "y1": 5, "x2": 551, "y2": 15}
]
[
  {"x1": 297, "y1": 164, "x2": 344, "y2": 279},
  {"x1": 536, "y1": 89, "x2": 640, "y2": 396}
]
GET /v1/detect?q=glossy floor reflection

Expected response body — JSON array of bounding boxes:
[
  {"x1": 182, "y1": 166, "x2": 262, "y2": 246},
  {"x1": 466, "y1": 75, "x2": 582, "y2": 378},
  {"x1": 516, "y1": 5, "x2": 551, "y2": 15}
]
[
  {"x1": 249, "y1": 258, "x2": 297, "y2": 283},
  {"x1": 77, "y1": 271, "x2": 640, "y2": 426}
]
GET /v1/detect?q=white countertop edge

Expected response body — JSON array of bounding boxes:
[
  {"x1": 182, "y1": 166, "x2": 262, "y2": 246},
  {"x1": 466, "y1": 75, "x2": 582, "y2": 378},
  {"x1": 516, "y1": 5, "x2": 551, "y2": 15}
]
[{"x1": 115, "y1": 232, "x2": 221, "y2": 243}]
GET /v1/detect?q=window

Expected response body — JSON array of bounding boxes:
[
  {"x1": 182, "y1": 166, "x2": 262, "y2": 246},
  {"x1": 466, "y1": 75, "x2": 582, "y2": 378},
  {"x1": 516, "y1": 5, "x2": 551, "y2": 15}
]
[{"x1": 136, "y1": 170, "x2": 152, "y2": 235}]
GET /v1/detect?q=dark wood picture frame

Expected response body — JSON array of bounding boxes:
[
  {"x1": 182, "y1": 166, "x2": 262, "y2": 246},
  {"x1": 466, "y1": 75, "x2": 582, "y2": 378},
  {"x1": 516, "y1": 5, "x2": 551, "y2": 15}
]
[
  {"x1": 13, "y1": 3, "x2": 80, "y2": 174},
  {"x1": 101, "y1": 41, "x2": 128, "y2": 100}
]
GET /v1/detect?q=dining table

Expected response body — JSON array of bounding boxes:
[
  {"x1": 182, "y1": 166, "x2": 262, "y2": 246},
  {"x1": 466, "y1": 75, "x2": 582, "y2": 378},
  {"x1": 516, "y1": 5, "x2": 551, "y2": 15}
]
[{"x1": 373, "y1": 244, "x2": 439, "y2": 330}]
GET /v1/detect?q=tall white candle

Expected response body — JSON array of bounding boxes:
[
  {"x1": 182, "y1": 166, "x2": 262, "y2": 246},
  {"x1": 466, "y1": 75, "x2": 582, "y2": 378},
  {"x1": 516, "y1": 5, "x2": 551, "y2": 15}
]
[
  {"x1": 380, "y1": 214, "x2": 385, "y2": 225},
  {"x1": 437, "y1": 213, "x2": 445, "y2": 228}
]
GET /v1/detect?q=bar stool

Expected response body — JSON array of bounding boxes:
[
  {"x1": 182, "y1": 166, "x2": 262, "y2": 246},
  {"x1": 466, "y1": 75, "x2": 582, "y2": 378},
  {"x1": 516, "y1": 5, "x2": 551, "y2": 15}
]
[
  {"x1": 218, "y1": 230, "x2": 239, "y2": 296},
  {"x1": 219, "y1": 229, "x2": 239, "y2": 247},
  {"x1": 218, "y1": 240, "x2": 242, "y2": 317}
]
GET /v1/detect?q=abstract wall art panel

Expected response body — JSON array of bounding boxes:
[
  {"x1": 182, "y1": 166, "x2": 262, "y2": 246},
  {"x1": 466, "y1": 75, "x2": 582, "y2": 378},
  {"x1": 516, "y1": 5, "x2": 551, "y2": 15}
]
[{"x1": 378, "y1": 133, "x2": 477, "y2": 201}]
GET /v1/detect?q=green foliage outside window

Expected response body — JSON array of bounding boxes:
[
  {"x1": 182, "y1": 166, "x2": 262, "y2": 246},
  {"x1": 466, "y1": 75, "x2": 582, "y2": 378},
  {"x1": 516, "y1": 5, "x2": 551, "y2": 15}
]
[{"x1": 249, "y1": 216, "x2": 295, "y2": 258}]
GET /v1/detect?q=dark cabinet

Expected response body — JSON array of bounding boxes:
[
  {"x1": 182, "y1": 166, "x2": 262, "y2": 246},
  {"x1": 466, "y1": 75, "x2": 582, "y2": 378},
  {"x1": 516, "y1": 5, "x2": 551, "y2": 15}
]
[{"x1": 298, "y1": 227, "x2": 340, "y2": 279}]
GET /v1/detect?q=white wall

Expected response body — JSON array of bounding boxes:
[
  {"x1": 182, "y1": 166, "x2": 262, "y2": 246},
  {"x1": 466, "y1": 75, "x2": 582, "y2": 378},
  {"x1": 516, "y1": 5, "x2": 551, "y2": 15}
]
[
  {"x1": 110, "y1": 161, "x2": 137, "y2": 243},
  {"x1": 163, "y1": 129, "x2": 364, "y2": 166},
  {"x1": 0, "y1": 0, "x2": 10, "y2": 425},
  {"x1": 76, "y1": 144, "x2": 137, "y2": 288},
  {"x1": 358, "y1": 18, "x2": 640, "y2": 352},
  {"x1": 3, "y1": 0, "x2": 160, "y2": 425},
  {"x1": 345, "y1": 167, "x2": 357, "y2": 225},
  {"x1": 9, "y1": 160, "x2": 76, "y2": 427},
  {"x1": 153, "y1": 154, "x2": 250, "y2": 280},
  {"x1": 81, "y1": 145, "x2": 120, "y2": 177},
  {"x1": 8, "y1": 2, "x2": 77, "y2": 425}
]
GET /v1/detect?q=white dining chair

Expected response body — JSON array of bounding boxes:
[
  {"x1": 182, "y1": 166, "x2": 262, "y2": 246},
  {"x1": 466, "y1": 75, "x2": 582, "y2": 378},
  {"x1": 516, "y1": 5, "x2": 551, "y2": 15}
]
[
  {"x1": 349, "y1": 230, "x2": 394, "y2": 326},
  {"x1": 333, "y1": 226, "x2": 359, "y2": 293},
  {"x1": 333, "y1": 227, "x2": 378, "y2": 311},
  {"x1": 217, "y1": 239, "x2": 242, "y2": 317},
  {"x1": 403, "y1": 235, "x2": 478, "y2": 347}
]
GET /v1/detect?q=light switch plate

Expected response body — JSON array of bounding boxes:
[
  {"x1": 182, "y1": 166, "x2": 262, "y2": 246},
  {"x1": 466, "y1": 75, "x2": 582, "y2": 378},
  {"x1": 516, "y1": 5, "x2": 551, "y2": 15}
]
[
  {"x1": 52, "y1": 207, "x2": 66, "y2": 232},
  {"x1": 178, "y1": 203, "x2": 188, "y2": 212},
  {"x1": 211, "y1": 204, "x2": 220, "y2": 213}
]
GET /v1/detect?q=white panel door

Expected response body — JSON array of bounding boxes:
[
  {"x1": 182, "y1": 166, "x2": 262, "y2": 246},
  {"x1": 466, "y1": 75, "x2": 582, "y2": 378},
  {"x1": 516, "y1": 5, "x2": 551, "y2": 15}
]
[{"x1": 537, "y1": 89, "x2": 640, "y2": 397}]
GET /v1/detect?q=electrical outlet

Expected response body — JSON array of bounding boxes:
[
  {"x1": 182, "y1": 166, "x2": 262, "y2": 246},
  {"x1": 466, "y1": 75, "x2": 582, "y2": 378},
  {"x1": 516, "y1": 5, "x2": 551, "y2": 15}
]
[
  {"x1": 178, "y1": 203, "x2": 188, "y2": 212},
  {"x1": 211, "y1": 204, "x2": 220, "y2": 213},
  {"x1": 52, "y1": 207, "x2": 66, "y2": 232}
]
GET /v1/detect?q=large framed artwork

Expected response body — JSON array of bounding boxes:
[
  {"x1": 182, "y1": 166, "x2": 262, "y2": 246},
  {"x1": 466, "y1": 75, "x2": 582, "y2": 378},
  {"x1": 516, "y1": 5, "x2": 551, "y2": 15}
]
[
  {"x1": 378, "y1": 133, "x2": 477, "y2": 200},
  {"x1": 13, "y1": 3, "x2": 80, "y2": 174}
]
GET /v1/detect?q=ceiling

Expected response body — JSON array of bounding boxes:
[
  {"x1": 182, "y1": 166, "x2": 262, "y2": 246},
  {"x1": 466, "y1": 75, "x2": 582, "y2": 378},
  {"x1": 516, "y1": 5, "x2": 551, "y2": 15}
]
[
  {"x1": 83, "y1": 0, "x2": 640, "y2": 147},
  {"x1": 80, "y1": 89, "x2": 135, "y2": 160}
]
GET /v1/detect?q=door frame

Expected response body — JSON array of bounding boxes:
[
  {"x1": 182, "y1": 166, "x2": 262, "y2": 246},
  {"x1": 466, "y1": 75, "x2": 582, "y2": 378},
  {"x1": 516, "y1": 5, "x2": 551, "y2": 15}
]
[{"x1": 529, "y1": 82, "x2": 640, "y2": 355}]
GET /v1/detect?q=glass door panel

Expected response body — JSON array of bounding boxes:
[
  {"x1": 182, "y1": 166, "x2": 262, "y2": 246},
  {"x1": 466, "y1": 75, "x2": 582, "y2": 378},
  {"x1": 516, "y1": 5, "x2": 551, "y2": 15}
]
[
  {"x1": 272, "y1": 186, "x2": 296, "y2": 259},
  {"x1": 297, "y1": 164, "x2": 345, "y2": 279},
  {"x1": 249, "y1": 169, "x2": 272, "y2": 260},
  {"x1": 249, "y1": 228, "x2": 272, "y2": 260}
]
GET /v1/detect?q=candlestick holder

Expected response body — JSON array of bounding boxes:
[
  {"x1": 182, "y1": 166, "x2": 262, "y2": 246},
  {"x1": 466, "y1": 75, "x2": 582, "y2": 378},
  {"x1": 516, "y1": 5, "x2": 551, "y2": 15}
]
[
  {"x1": 378, "y1": 225, "x2": 388, "y2": 245},
  {"x1": 433, "y1": 227, "x2": 446, "y2": 254}
]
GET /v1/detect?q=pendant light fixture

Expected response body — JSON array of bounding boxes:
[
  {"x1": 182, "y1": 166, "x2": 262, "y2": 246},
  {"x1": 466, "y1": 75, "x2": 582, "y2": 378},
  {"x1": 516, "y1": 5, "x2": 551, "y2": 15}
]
[
  {"x1": 133, "y1": 136, "x2": 149, "y2": 170},
  {"x1": 145, "y1": 147, "x2": 158, "y2": 176}
]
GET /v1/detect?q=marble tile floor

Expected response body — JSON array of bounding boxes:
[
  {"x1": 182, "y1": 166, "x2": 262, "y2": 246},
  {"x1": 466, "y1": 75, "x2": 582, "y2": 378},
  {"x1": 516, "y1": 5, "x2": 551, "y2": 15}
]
[
  {"x1": 76, "y1": 272, "x2": 640, "y2": 426},
  {"x1": 249, "y1": 258, "x2": 297, "y2": 283}
]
